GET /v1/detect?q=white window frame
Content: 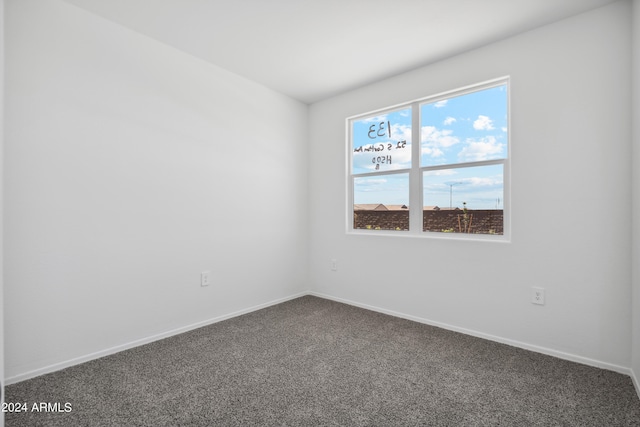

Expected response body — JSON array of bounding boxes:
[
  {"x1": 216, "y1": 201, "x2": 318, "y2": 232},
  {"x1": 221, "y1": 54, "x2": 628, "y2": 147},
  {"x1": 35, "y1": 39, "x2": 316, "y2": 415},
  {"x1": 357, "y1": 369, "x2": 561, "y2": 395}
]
[{"x1": 346, "y1": 76, "x2": 511, "y2": 241}]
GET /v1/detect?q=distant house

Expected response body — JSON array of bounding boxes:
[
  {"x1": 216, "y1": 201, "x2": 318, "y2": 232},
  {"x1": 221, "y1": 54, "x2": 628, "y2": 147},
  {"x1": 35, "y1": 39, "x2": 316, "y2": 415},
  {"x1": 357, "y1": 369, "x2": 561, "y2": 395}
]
[
  {"x1": 354, "y1": 204, "x2": 461, "y2": 211},
  {"x1": 354, "y1": 204, "x2": 409, "y2": 211}
]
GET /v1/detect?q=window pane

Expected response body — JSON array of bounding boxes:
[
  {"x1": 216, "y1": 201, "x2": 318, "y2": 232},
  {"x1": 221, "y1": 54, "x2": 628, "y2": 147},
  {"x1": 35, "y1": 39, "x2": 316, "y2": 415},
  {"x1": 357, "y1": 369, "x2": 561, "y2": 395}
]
[
  {"x1": 354, "y1": 173, "x2": 409, "y2": 231},
  {"x1": 352, "y1": 108, "x2": 412, "y2": 174},
  {"x1": 423, "y1": 164, "x2": 503, "y2": 234},
  {"x1": 421, "y1": 85, "x2": 507, "y2": 167}
]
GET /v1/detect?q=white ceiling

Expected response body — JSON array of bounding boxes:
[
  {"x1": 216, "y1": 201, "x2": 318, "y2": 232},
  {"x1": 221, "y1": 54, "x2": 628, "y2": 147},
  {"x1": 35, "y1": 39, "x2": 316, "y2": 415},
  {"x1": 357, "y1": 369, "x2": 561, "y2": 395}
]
[{"x1": 63, "y1": 0, "x2": 618, "y2": 104}]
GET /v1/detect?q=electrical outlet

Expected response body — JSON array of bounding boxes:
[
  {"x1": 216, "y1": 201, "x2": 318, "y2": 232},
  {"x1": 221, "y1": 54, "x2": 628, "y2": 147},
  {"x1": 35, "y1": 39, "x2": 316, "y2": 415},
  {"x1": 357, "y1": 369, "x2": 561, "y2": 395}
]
[
  {"x1": 331, "y1": 259, "x2": 337, "y2": 271},
  {"x1": 201, "y1": 271, "x2": 211, "y2": 287},
  {"x1": 532, "y1": 287, "x2": 545, "y2": 305}
]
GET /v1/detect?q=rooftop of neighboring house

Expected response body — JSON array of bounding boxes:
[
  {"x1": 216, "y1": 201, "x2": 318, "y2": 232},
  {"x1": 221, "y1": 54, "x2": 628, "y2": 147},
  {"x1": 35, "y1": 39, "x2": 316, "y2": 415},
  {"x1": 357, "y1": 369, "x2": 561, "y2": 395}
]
[{"x1": 353, "y1": 204, "x2": 463, "y2": 211}]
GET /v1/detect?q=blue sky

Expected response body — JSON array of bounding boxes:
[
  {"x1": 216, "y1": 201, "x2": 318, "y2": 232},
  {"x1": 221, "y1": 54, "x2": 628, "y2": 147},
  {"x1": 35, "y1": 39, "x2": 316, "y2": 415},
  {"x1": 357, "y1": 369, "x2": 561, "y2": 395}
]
[
  {"x1": 421, "y1": 85, "x2": 507, "y2": 166},
  {"x1": 352, "y1": 84, "x2": 507, "y2": 209}
]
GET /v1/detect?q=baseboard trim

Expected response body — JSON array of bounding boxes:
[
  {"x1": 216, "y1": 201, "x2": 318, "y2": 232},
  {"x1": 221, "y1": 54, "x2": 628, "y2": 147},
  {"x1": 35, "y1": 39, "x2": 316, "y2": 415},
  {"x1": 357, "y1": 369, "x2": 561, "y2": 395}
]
[
  {"x1": 632, "y1": 369, "x2": 640, "y2": 400},
  {"x1": 7, "y1": 290, "x2": 636, "y2": 389},
  {"x1": 5, "y1": 292, "x2": 308, "y2": 385},
  {"x1": 309, "y1": 291, "x2": 633, "y2": 377}
]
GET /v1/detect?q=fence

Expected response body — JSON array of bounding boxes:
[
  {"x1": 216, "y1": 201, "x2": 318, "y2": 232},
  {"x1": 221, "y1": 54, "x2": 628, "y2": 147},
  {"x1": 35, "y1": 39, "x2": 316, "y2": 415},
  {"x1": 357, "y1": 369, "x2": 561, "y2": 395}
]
[{"x1": 354, "y1": 209, "x2": 503, "y2": 234}]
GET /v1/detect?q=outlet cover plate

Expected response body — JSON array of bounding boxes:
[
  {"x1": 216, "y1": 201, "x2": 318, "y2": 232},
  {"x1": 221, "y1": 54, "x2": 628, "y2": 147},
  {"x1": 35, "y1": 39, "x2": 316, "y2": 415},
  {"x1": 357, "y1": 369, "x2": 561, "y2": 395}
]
[
  {"x1": 532, "y1": 287, "x2": 545, "y2": 305},
  {"x1": 201, "y1": 271, "x2": 211, "y2": 287}
]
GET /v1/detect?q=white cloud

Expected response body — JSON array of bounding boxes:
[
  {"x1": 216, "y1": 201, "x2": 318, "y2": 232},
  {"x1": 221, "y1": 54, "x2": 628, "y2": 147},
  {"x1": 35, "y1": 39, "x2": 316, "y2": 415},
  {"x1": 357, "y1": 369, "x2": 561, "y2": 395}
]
[
  {"x1": 423, "y1": 169, "x2": 456, "y2": 177},
  {"x1": 391, "y1": 123, "x2": 411, "y2": 142},
  {"x1": 473, "y1": 115, "x2": 494, "y2": 130},
  {"x1": 502, "y1": 127, "x2": 508, "y2": 132},
  {"x1": 421, "y1": 146, "x2": 444, "y2": 158},
  {"x1": 443, "y1": 116, "x2": 456, "y2": 126},
  {"x1": 461, "y1": 175, "x2": 503, "y2": 187},
  {"x1": 421, "y1": 126, "x2": 459, "y2": 148},
  {"x1": 352, "y1": 139, "x2": 412, "y2": 172},
  {"x1": 388, "y1": 145, "x2": 412, "y2": 169},
  {"x1": 458, "y1": 136, "x2": 504, "y2": 162},
  {"x1": 434, "y1": 100, "x2": 448, "y2": 108}
]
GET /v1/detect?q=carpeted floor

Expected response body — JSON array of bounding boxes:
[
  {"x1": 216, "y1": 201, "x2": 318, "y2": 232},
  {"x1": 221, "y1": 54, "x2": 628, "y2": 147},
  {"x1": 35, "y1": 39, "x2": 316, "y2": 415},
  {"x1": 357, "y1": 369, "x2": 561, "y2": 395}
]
[{"x1": 5, "y1": 295, "x2": 640, "y2": 426}]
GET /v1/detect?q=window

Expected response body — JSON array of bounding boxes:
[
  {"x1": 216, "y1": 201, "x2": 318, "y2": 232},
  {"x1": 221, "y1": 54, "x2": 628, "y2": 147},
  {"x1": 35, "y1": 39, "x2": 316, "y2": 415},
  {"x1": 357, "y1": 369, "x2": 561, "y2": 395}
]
[{"x1": 348, "y1": 77, "x2": 509, "y2": 238}]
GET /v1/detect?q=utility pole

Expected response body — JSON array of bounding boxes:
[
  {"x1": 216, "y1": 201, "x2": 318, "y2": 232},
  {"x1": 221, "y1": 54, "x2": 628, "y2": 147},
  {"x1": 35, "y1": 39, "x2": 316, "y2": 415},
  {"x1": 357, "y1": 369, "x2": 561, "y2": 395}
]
[{"x1": 449, "y1": 182, "x2": 462, "y2": 209}]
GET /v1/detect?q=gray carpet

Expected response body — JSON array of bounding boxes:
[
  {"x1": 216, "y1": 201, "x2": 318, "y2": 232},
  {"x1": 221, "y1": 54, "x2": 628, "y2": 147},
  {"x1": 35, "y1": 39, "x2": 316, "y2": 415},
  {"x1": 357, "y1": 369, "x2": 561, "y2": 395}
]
[{"x1": 5, "y1": 295, "x2": 640, "y2": 426}]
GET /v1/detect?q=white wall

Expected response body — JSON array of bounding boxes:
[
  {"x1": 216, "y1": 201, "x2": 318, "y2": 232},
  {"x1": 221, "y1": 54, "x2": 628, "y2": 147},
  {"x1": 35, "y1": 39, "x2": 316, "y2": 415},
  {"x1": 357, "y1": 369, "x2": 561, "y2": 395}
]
[
  {"x1": 4, "y1": 0, "x2": 308, "y2": 381},
  {"x1": 632, "y1": 0, "x2": 640, "y2": 394},
  {"x1": 309, "y1": 1, "x2": 633, "y2": 371}
]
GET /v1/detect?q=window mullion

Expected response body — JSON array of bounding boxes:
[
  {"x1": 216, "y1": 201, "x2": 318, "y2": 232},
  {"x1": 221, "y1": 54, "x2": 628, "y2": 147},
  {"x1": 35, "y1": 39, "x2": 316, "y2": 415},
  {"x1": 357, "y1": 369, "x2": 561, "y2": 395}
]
[{"x1": 409, "y1": 102, "x2": 422, "y2": 233}]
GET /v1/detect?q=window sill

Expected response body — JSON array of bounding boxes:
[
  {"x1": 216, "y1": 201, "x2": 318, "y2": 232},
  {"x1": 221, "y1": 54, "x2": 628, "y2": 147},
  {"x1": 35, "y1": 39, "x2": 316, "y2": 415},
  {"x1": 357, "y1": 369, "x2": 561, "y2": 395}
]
[{"x1": 347, "y1": 229, "x2": 511, "y2": 243}]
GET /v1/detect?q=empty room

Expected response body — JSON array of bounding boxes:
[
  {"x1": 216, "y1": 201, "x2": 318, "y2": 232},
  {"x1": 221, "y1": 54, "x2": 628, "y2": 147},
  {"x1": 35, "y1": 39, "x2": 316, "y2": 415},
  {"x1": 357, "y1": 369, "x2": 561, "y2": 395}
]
[{"x1": 2, "y1": 0, "x2": 640, "y2": 425}]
